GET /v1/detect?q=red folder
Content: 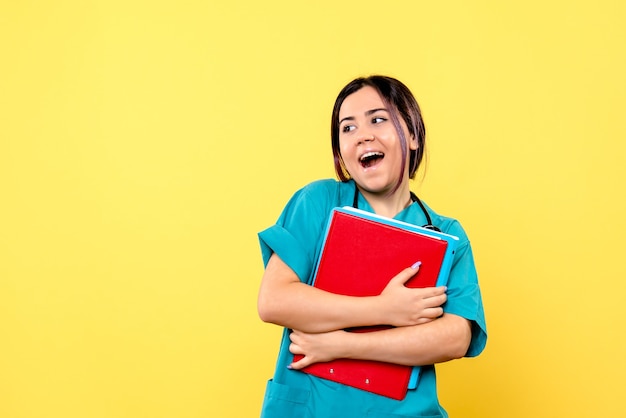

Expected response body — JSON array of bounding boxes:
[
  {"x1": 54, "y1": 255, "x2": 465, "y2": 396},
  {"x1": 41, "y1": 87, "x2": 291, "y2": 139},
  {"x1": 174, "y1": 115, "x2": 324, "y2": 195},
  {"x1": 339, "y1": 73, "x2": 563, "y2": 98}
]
[{"x1": 293, "y1": 207, "x2": 457, "y2": 400}]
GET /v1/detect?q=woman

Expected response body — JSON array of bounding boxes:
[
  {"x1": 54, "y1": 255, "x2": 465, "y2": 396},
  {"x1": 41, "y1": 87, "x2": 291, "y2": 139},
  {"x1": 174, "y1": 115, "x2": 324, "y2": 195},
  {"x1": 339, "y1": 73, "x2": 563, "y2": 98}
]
[{"x1": 257, "y1": 75, "x2": 487, "y2": 417}]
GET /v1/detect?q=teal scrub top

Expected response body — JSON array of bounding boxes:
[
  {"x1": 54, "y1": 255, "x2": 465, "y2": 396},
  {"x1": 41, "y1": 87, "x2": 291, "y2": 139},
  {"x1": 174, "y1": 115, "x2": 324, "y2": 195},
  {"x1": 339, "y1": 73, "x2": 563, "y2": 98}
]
[{"x1": 258, "y1": 179, "x2": 487, "y2": 418}]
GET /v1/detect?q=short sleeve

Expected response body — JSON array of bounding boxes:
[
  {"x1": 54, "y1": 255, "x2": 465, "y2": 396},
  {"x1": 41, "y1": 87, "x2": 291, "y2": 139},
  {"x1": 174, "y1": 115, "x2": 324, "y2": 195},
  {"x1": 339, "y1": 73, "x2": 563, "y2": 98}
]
[
  {"x1": 441, "y1": 223, "x2": 487, "y2": 358},
  {"x1": 258, "y1": 181, "x2": 333, "y2": 283}
]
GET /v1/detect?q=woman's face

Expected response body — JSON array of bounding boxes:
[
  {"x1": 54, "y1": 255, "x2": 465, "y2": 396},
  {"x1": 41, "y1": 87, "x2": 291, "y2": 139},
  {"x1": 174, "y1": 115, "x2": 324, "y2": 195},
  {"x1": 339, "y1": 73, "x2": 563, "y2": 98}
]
[{"x1": 338, "y1": 86, "x2": 417, "y2": 196}]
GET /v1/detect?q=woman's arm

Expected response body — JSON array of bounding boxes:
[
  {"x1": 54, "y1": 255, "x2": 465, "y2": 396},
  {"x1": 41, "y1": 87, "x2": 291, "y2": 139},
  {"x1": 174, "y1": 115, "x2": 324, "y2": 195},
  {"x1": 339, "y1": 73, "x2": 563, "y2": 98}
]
[
  {"x1": 258, "y1": 253, "x2": 447, "y2": 333},
  {"x1": 288, "y1": 313, "x2": 472, "y2": 369}
]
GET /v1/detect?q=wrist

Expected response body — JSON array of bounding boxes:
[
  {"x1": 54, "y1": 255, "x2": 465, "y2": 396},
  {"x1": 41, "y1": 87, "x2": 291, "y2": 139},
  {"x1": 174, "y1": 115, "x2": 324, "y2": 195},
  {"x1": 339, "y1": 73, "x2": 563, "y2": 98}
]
[
  {"x1": 368, "y1": 294, "x2": 387, "y2": 326},
  {"x1": 337, "y1": 329, "x2": 357, "y2": 359}
]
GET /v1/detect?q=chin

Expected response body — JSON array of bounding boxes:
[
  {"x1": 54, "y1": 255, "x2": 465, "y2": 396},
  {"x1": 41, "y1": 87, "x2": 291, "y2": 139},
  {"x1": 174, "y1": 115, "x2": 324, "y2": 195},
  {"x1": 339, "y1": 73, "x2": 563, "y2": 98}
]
[{"x1": 358, "y1": 181, "x2": 396, "y2": 195}]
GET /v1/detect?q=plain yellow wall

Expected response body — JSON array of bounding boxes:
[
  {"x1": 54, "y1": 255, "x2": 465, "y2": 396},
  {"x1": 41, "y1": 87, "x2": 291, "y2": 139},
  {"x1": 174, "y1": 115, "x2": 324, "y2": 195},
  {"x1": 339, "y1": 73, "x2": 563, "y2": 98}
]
[{"x1": 1, "y1": 1, "x2": 625, "y2": 417}]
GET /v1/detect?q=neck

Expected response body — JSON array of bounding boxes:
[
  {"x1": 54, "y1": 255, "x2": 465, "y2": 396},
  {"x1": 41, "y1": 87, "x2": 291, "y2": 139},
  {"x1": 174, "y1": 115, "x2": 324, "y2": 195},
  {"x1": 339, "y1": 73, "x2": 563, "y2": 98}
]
[{"x1": 358, "y1": 184, "x2": 412, "y2": 218}]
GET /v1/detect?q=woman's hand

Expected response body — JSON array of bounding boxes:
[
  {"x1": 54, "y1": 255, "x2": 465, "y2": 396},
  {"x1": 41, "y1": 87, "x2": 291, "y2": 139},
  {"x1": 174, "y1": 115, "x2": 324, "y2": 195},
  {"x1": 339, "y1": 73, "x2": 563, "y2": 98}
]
[
  {"x1": 288, "y1": 329, "x2": 348, "y2": 370},
  {"x1": 377, "y1": 264, "x2": 447, "y2": 327}
]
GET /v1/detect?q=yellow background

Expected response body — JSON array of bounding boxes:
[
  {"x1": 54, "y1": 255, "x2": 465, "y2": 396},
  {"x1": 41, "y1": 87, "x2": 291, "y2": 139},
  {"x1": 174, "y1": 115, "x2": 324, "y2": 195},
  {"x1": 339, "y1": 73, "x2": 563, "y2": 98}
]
[{"x1": 1, "y1": 1, "x2": 625, "y2": 417}]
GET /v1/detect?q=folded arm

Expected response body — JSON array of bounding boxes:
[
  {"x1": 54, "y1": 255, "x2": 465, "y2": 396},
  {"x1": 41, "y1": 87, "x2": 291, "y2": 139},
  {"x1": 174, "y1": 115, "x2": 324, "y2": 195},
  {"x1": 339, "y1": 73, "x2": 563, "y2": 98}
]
[
  {"x1": 288, "y1": 313, "x2": 472, "y2": 369},
  {"x1": 257, "y1": 253, "x2": 447, "y2": 333}
]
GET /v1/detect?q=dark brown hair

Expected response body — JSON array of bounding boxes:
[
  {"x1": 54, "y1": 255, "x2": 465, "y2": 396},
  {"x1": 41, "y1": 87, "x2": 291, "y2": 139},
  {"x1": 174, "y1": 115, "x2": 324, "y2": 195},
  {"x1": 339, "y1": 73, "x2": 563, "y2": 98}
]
[{"x1": 331, "y1": 75, "x2": 426, "y2": 192}]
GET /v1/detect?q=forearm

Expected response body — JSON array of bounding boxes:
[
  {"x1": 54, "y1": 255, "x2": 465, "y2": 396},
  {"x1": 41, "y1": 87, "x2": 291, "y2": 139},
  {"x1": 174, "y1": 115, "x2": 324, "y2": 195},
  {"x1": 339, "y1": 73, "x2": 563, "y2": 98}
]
[
  {"x1": 338, "y1": 313, "x2": 472, "y2": 366},
  {"x1": 258, "y1": 254, "x2": 385, "y2": 332},
  {"x1": 260, "y1": 283, "x2": 385, "y2": 333}
]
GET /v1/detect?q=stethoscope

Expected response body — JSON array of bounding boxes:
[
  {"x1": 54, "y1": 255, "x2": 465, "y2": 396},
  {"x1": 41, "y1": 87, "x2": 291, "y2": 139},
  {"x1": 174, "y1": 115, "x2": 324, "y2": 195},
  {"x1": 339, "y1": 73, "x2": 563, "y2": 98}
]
[{"x1": 352, "y1": 186, "x2": 442, "y2": 232}]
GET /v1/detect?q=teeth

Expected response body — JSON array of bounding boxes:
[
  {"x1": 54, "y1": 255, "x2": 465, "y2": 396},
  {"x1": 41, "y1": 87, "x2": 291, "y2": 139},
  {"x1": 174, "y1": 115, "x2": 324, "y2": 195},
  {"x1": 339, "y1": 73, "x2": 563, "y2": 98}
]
[{"x1": 360, "y1": 152, "x2": 383, "y2": 161}]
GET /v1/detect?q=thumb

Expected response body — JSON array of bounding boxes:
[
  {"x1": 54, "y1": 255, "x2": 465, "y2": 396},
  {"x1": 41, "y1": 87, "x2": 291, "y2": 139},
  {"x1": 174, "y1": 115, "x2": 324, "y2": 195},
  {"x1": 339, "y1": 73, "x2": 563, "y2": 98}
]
[
  {"x1": 389, "y1": 261, "x2": 421, "y2": 287},
  {"x1": 288, "y1": 356, "x2": 311, "y2": 371}
]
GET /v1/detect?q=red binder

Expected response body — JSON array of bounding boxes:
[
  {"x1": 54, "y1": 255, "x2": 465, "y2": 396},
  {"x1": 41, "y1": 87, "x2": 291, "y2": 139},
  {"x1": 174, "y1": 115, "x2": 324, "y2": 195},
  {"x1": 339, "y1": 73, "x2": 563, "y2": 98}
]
[{"x1": 293, "y1": 207, "x2": 457, "y2": 400}]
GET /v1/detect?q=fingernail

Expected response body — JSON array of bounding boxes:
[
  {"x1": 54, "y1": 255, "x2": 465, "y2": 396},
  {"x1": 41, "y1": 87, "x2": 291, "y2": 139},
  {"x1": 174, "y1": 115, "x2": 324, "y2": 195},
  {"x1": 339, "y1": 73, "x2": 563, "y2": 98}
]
[
  {"x1": 411, "y1": 261, "x2": 422, "y2": 269},
  {"x1": 287, "y1": 365, "x2": 293, "y2": 369}
]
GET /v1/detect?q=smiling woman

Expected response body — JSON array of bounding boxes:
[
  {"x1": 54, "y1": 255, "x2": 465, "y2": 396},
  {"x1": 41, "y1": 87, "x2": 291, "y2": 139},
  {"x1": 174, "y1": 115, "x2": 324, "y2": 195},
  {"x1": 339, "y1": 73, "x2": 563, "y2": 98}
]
[
  {"x1": 332, "y1": 77, "x2": 426, "y2": 196},
  {"x1": 256, "y1": 75, "x2": 487, "y2": 417},
  {"x1": 335, "y1": 85, "x2": 419, "y2": 216}
]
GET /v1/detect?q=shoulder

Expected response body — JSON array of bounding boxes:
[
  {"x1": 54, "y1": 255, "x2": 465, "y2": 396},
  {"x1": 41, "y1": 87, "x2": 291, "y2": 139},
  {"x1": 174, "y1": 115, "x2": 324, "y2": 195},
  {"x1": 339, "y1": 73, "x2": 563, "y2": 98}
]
[
  {"x1": 288, "y1": 179, "x2": 353, "y2": 208},
  {"x1": 297, "y1": 178, "x2": 348, "y2": 196},
  {"x1": 276, "y1": 179, "x2": 351, "y2": 222}
]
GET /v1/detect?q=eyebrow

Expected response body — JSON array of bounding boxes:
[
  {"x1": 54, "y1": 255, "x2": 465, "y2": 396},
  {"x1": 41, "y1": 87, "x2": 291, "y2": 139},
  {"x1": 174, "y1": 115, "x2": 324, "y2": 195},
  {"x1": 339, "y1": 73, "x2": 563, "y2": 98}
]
[{"x1": 339, "y1": 108, "x2": 389, "y2": 125}]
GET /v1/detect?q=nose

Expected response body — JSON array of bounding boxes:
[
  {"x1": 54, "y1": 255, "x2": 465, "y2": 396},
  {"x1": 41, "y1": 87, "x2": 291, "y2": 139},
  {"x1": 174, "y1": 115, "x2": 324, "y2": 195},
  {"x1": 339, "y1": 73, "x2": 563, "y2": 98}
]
[{"x1": 358, "y1": 133, "x2": 375, "y2": 145}]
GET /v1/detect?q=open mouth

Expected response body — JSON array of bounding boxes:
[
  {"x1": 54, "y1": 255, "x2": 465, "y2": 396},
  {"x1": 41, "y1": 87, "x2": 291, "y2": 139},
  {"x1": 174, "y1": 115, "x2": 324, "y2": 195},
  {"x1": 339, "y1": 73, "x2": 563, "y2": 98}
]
[{"x1": 360, "y1": 151, "x2": 384, "y2": 168}]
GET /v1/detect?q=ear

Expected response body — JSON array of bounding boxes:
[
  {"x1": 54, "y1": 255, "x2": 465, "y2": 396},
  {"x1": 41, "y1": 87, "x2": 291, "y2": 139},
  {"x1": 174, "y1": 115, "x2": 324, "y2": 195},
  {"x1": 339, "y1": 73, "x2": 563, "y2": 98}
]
[{"x1": 408, "y1": 133, "x2": 418, "y2": 151}]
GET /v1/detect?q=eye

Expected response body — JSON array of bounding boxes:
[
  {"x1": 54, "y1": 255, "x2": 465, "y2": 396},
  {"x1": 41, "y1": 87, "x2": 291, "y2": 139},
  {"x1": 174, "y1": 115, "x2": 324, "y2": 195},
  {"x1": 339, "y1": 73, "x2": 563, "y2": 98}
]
[
  {"x1": 372, "y1": 116, "x2": 387, "y2": 124},
  {"x1": 342, "y1": 124, "x2": 356, "y2": 133}
]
